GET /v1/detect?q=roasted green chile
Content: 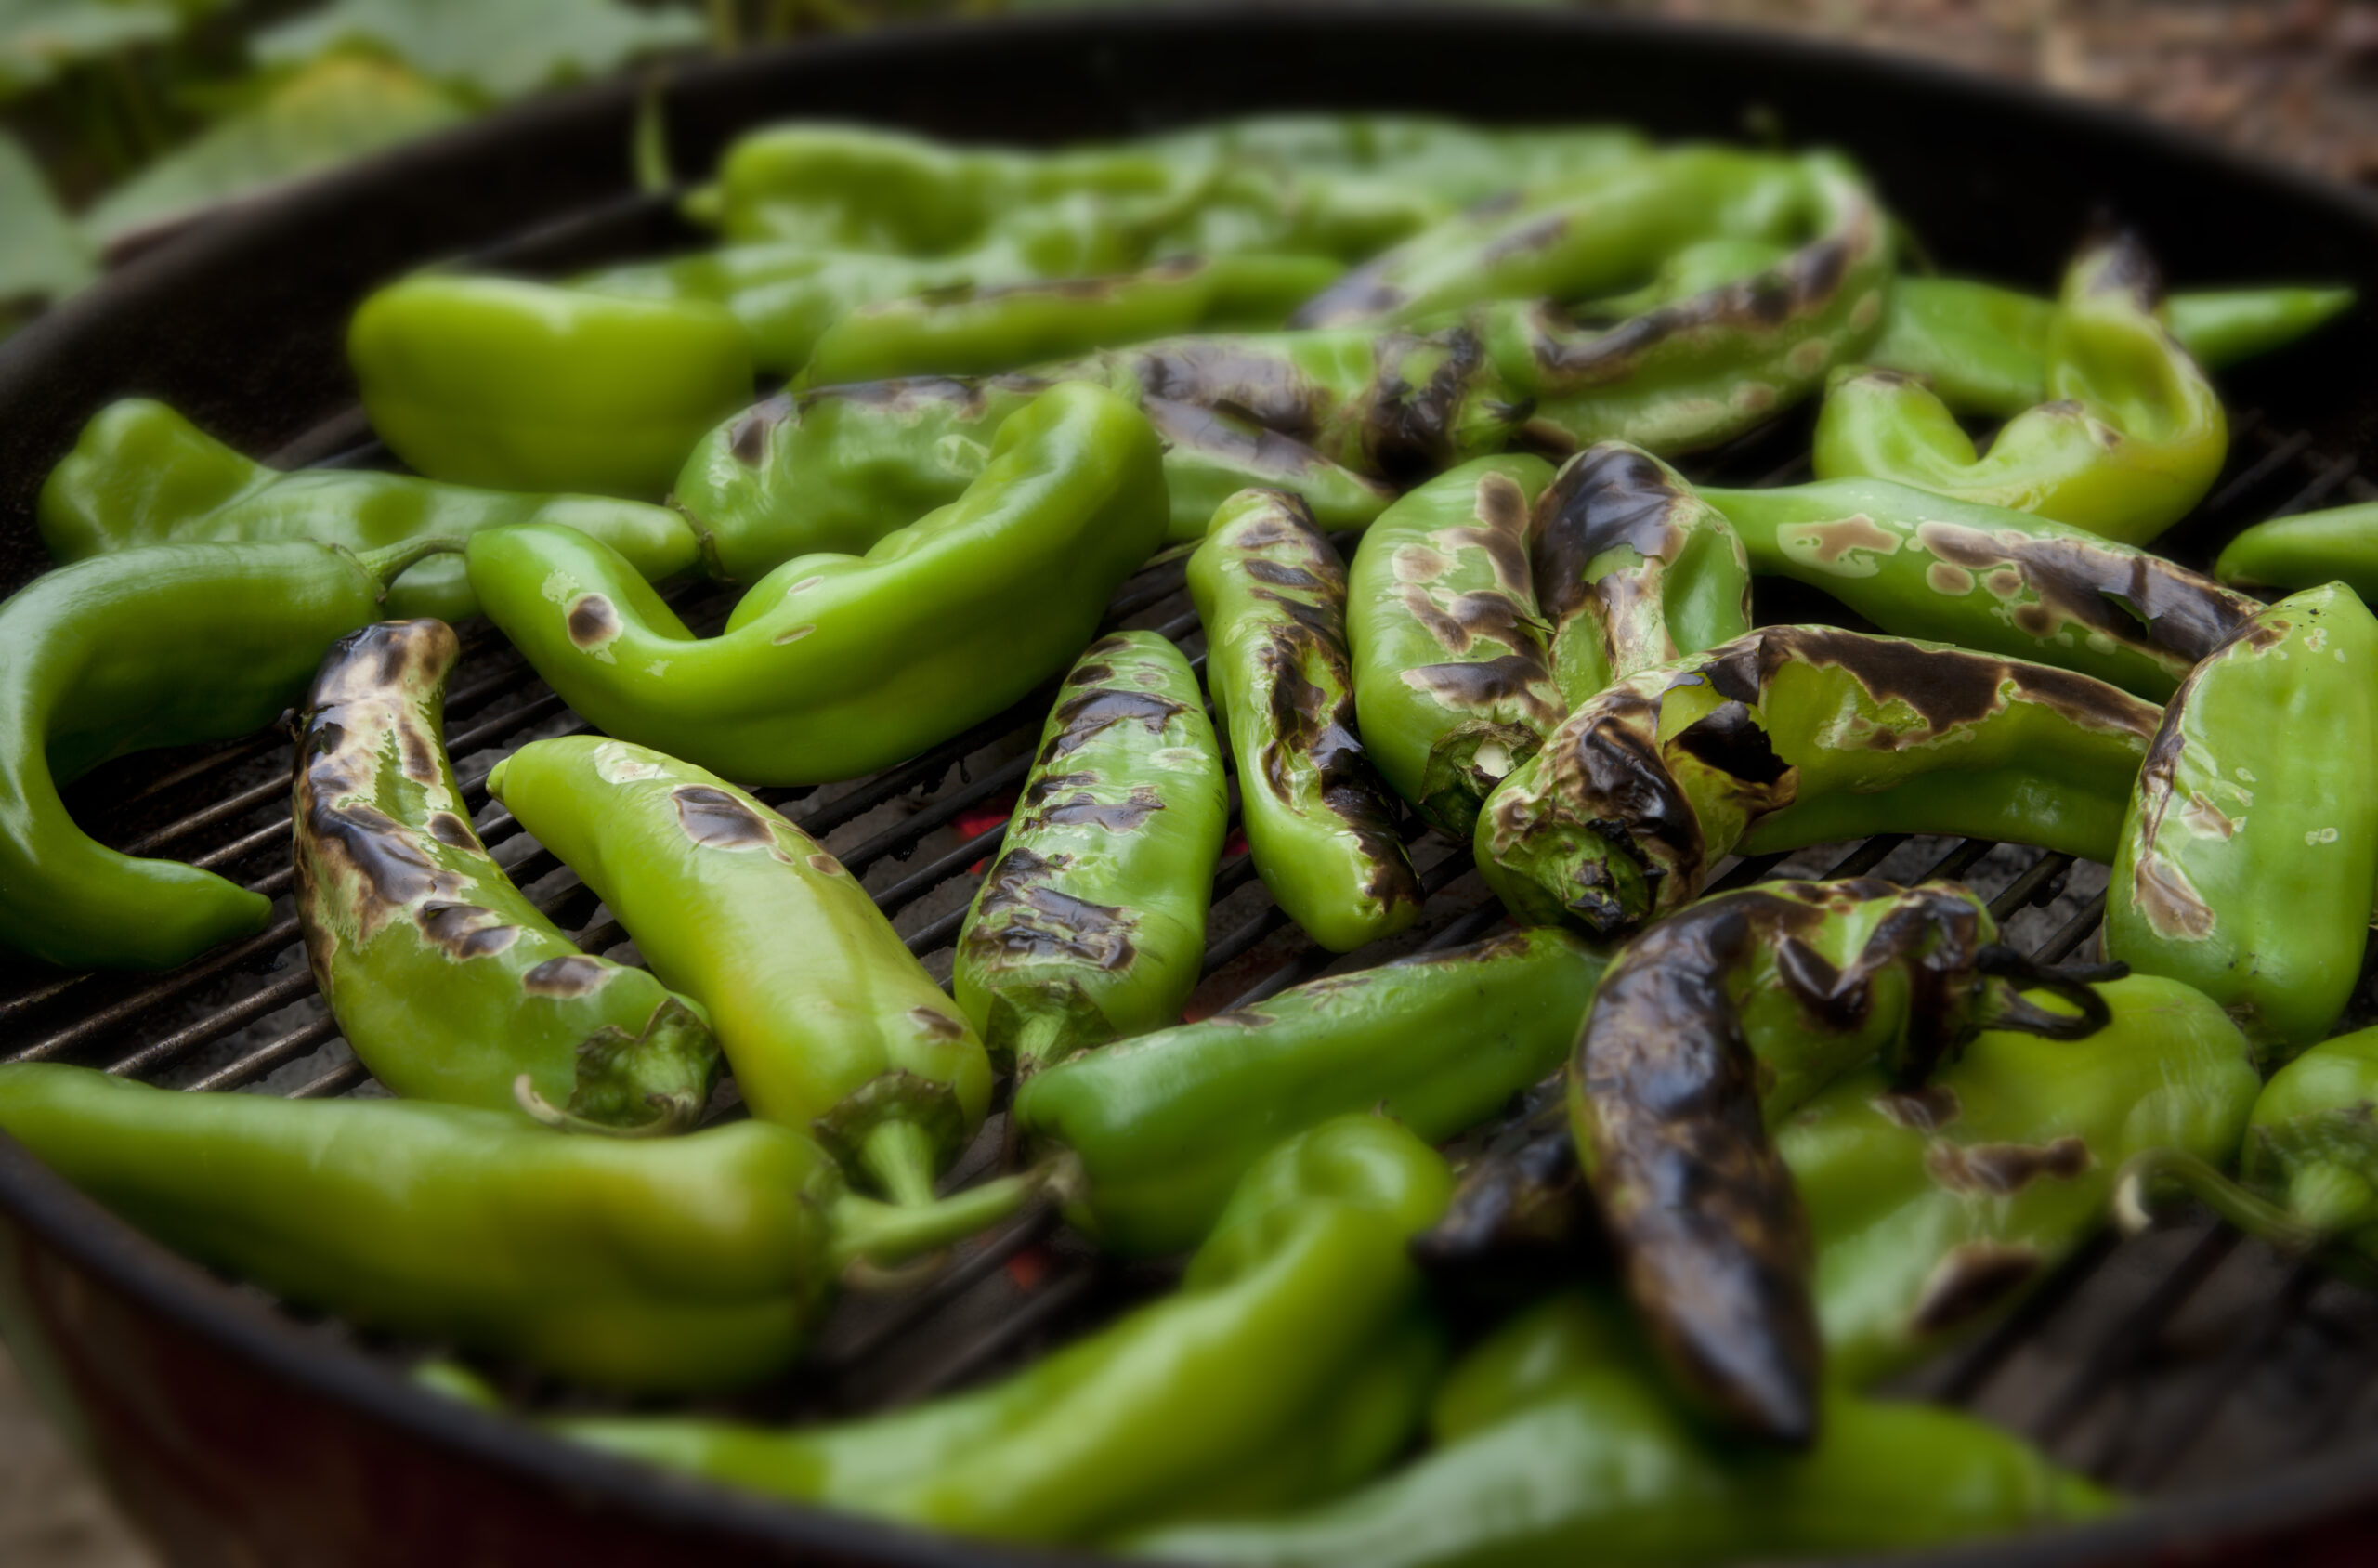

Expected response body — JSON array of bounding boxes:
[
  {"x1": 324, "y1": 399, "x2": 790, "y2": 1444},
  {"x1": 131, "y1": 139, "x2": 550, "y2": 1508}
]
[
  {"x1": 2215, "y1": 502, "x2": 2378, "y2": 604},
  {"x1": 1013, "y1": 926, "x2": 1609, "y2": 1257},
  {"x1": 955, "y1": 632, "x2": 1227, "y2": 1078},
  {"x1": 562, "y1": 1115, "x2": 1455, "y2": 1545},
  {"x1": 489, "y1": 737, "x2": 992, "y2": 1207},
  {"x1": 1477, "y1": 627, "x2": 2162, "y2": 938},
  {"x1": 1192, "y1": 490, "x2": 1422, "y2": 953},
  {"x1": 469, "y1": 383, "x2": 1167, "y2": 785},
  {"x1": 2107, "y1": 584, "x2": 2378, "y2": 1062},
  {"x1": 293, "y1": 621, "x2": 718, "y2": 1132}
]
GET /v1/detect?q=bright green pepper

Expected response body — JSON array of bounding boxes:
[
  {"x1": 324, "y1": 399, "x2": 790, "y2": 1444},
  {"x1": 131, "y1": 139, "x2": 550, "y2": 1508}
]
[
  {"x1": 293, "y1": 620, "x2": 719, "y2": 1133},
  {"x1": 0, "y1": 535, "x2": 452, "y2": 972},
  {"x1": 488, "y1": 736, "x2": 992, "y2": 1207},
  {"x1": 35, "y1": 399, "x2": 700, "y2": 623},
  {"x1": 347, "y1": 274, "x2": 755, "y2": 499},
  {"x1": 954, "y1": 631, "x2": 1227, "y2": 1078},
  {"x1": 1192, "y1": 490, "x2": 1422, "y2": 953},
  {"x1": 1815, "y1": 236, "x2": 2228, "y2": 542},
  {"x1": 2215, "y1": 502, "x2": 2378, "y2": 603},
  {"x1": 1013, "y1": 926, "x2": 1608, "y2": 1257},
  {"x1": 560, "y1": 1114, "x2": 1454, "y2": 1545},
  {"x1": 1129, "y1": 1286, "x2": 2112, "y2": 1568},
  {"x1": 1705, "y1": 476, "x2": 2254, "y2": 700},
  {"x1": 1477, "y1": 626, "x2": 2162, "y2": 938},
  {"x1": 468, "y1": 383, "x2": 1167, "y2": 785},
  {"x1": 1345, "y1": 455, "x2": 1562, "y2": 839},
  {"x1": 0, "y1": 1062, "x2": 1038, "y2": 1392},
  {"x1": 2107, "y1": 584, "x2": 2378, "y2": 1063}
]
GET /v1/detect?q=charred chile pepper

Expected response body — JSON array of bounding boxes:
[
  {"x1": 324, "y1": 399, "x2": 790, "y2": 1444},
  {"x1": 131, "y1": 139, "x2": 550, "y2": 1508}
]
[
  {"x1": 0, "y1": 536, "x2": 453, "y2": 971},
  {"x1": 347, "y1": 274, "x2": 755, "y2": 499},
  {"x1": 1570, "y1": 879, "x2": 2107, "y2": 1444},
  {"x1": 1191, "y1": 490, "x2": 1423, "y2": 953},
  {"x1": 1012, "y1": 926, "x2": 1609, "y2": 1257},
  {"x1": 1705, "y1": 476, "x2": 2254, "y2": 700},
  {"x1": 954, "y1": 631, "x2": 1227, "y2": 1078},
  {"x1": 293, "y1": 621, "x2": 718, "y2": 1133},
  {"x1": 2107, "y1": 584, "x2": 2378, "y2": 1062},
  {"x1": 1815, "y1": 236, "x2": 2227, "y2": 543},
  {"x1": 560, "y1": 1115, "x2": 1454, "y2": 1545},
  {"x1": 2215, "y1": 502, "x2": 2378, "y2": 603},
  {"x1": 470, "y1": 383, "x2": 1167, "y2": 785},
  {"x1": 489, "y1": 737, "x2": 992, "y2": 1207},
  {"x1": 1477, "y1": 627, "x2": 2162, "y2": 938},
  {"x1": 37, "y1": 399, "x2": 700, "y2": 624},
  {"x1": 1130, "y1": 1287, "x2": 2112, "y2": 1568},
  {"x1": 0, "y1": 1063, "x2": 1038, "y2": 1392},
  {"x1": 1345, "y1": 455, "x2": 1561, "y2": 839}
]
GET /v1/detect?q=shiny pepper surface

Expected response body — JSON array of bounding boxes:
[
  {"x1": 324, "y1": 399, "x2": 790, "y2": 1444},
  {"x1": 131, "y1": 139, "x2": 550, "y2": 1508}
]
[
  {"x1": 36, "y1": 399, "x2": 700, "y2": 624},
  {"x1": 1192, "y1": 490, "x2": 1422, "y2": 953},
  {"x1": 955, "y1": 632, "x2": 1227, "y2": 1078},
  {"x1": 469, "y1": 383, "x2": 1167, "y2": 785},
  {"x1": 1477, "y1": 626, "x2": 2162, "y2": 939},
  {"x1": 1013, "y1": 926, "x2": 1609, "y2": 1257},
  {"x1": 1130, "y1": 1287, "x2": 2112, "y2": 1568},
  {"x1": 562, "y1": 1115, "x2": 1455, "y2": 1545},
  {"x1": 2108, "y1": 584, "x2": 2378, "y2": 1062},
  {"x1": 0, "y1": 1064, "x2": 1037, "y2": 1392},
  {"x1": 2215, "y1": 502, "x2": 2378, "y2": 604},
  {"x1": 489, "y1": 737, "x2": 990, "y2": 1207},
  {"x1": 293, "y1": 621, "x2": 718, "y2": 1132}
]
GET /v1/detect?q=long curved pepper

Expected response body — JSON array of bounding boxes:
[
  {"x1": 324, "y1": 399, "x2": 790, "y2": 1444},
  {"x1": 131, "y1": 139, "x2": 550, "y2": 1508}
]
[
  {"x1": 1814, "y1": 233, "x2": 2227, "y2": 544},
  {"x1": 2215, "y1": 501, "x2": 2378, "y2": 605},
  {"x1": 488, "y1": 737, "x2": 992, "y2": 1207}
]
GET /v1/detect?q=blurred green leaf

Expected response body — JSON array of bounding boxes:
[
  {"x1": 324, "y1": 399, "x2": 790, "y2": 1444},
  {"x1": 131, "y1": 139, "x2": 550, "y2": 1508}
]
[
  {"x1": 0, "y1": 129, "x2": 94, "y2": 305},
  {"x1": 0, "y1": 0, "x2": 182, "y2": 100},
  {"x1": 255, "y1": 0, "x2": 706, "y2": 103},
  {"x1": 81, "y1": 51, "x2": 467, "y2": 245}
]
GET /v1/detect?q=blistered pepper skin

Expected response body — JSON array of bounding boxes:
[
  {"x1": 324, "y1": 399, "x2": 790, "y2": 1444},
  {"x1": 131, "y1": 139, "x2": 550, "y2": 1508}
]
[
  {"x1": 955, "y1": 632, "x2": 1227, "y2": 1077},
  {"x1": 1191, "y1": 490, "x2": 1423, "y2": 953},
  {"x1": 2108, "y1": 585, "x2": 2378, "y2": 1062}
]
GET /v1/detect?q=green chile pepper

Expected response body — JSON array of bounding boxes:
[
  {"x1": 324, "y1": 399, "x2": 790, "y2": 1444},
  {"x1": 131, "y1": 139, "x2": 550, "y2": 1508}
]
[
  {"x1": 36, "y1": 399, "x2": 701, "y2": 623},
  {"x1": 954, "y1": 631, "x2": 1227, "y2": 1078},
  {"x1": 488, "y1": 737, "x2": 992, "y2": 1207},
  {"x1": 1012, "y1": 926, "x2": 1608, "y2": 1257},
  {"x1": 347, "y1": 274, "x2": 755, "y2": 499},
  {"x1": 1477, "y1": 626, "x2": 2162, "y2": 938},
  {"x1": 293, "y1": 620, "x2": 719, "y2": 1133},
  {"x1": 1705, "y1": 476, "x2": 2254, "y2": 700},
  {"x1": 1130, "y1": 1287, "x2": 2112, "y2": 1568},
  {"x1": 2215, "y1": 502, "x2": 2378, "y2": 602},
  {"x1": 470, "y1": 383, "x2": 1167, "y2": 785},
  {"x1": 560, "y1": 1114, "x2": 1453, "y2": 1546},
  {"x1": 2107, "y1": 584, "x2": 2378, "y2": 1062},
  {"x1": 0, "y1": 535, "x2": 453, "y2": 972},
  {"x1": 1815, "y1": 236, "x2": 2228, "y2": 542},
  {"x1": 1191, "y1": 490, "x2": 1422, "y2": 953},
  {"x1": 0, "y1": 1063, "x2": 1036, "y2": 1392}
]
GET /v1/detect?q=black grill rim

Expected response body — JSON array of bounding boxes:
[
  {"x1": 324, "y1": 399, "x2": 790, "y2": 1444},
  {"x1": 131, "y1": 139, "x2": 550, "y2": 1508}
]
[{"x1": 4, "y1": 7, "x2": 2378, "y2": 1563}]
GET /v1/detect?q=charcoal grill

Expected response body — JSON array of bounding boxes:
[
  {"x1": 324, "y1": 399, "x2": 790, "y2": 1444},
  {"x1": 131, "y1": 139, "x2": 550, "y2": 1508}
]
[{"x1": 4, "y1": 7, "x2": 2378, "y2": 1564}]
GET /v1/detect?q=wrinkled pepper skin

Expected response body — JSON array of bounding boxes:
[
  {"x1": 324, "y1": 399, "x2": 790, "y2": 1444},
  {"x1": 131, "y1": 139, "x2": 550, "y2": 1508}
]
[
  {"x1": 1570, "y1": 879, "x2": 2108, "y2": 1446},
  {"x1": 1534, "y1": 441, "x2": 1754, "y2": 705},
  {"x1": 1013, "y1": 926, "x2": 1609, "y2": 1257},
  {"x1": 1345, "y1": 456, "x2": 1561, "y2": 839},
  {"x1": 0, "y1": 1064, "x2": 1038, "y2": 1392},
  {"x1": 348, "y1": 274, "x2": 755, "y2": 499},
  {"x1": 2215, "y1": 502, "x2": 2378, "y2": 604},
  {"x1": 1130, "y1": 1287, "x2": 2113, "y2": 1568},
  {"x1": 488, "y1": 737, "x2": 992, "y2": 1208},
  {"x1": 1191, "y1": 490, "x2": 1422, "y2": 953},
  {"x1": 293, "y1": 621, "x2": 718, "y2": 1132},
  {"x1": 0, "y1": 537, "x2": 451, "y2": 971},
  {"x1": 470, "y1": 383, "x2": 1167, "y2": 785},
  {"x1": 1477, "y1": 626, "x2": 2162, "y2": 938},
  {"x1": 1815, "y1": 236, "x2": 2227, "y2": 543},
  {"x1": 562, "y1": 1115, "x2": 1455, "y2": 1546},
  {"x1": 36, "y1": 399, "x2": 700, "y2": 624},
  {"x1": 1706, "y1": 476, "x2": 2254, "y2": 700},
  {"x1": 2108, "y1": 584, "x2": 2378, "y2": 1062},
  {"x1": 954, "y1": 632, "x2": 1227, "y2": 1078}
]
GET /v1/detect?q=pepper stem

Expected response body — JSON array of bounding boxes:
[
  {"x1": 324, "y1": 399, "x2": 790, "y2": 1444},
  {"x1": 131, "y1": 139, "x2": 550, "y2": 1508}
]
[
  {"x1": 2114, "y1": 1147, "x2": 2330, "y2": 1252},
  {"x1": 1011, "y1": 1012, "x2": 1075, "y2": 1082},
  {"x1": 829, "y1": 1167, "x2": 1050, "y2": 1276},
  {"x1": 856, "y1": 1117, "x2": 942, "y2": 1209},
  {"x1": 354, "y1": 534, "x2": 474, "y2": 598}
]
